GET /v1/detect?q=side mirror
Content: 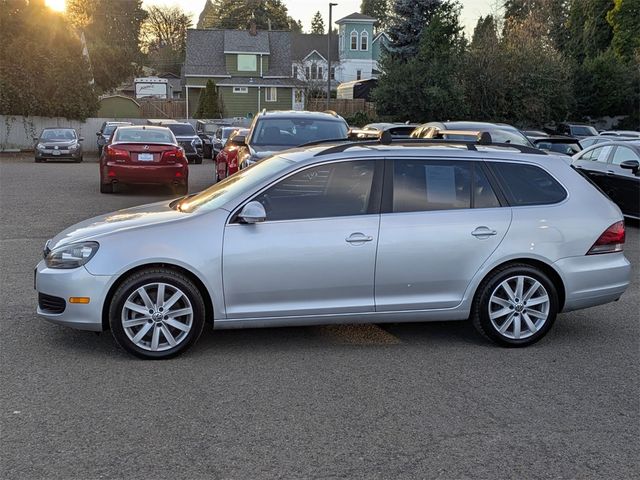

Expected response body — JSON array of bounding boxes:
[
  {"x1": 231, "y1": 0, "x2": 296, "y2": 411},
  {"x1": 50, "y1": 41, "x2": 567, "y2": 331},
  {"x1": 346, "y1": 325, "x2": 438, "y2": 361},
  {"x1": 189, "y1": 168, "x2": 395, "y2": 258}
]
[
  {"x1": 620, "y1": 159, "x2": 639, "y2": 174},
  {"x1": 79, "y1": 137, "x2": 84, "y2": 141},
  {"x1": 238, "y1": 201, "x2": 266, "y2": 224},
  {"x1": 33, "y1": 137, "x2": 39, "y2": 141},
  {"x1": 232, "y1": 135, "x2": 246, "y2": 145},
  {"x1": 96, "y1": 132, "x2": 101, "y2": 136}
]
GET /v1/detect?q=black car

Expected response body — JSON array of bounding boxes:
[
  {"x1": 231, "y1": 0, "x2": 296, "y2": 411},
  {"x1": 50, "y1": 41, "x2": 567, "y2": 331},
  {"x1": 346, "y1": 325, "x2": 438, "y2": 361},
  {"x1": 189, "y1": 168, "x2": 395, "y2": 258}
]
[
  {"x1": 96, "y1": 121, "x2": 132, "y2": 155},
  {"x1": 212, "y1": 126, "x2": 240, "y2": 158},
  {"x1": 580, "y1": 135, "x2": 638, "y2": 149},
  {"x1": 165, "y1": 122, "x2": 203, "y2": 164},
  {"x1": 196, "y1": 120, "x2": 229, "y2": 159},
  {"x1": 548, "y1": 123, "x2": 598, "y2": 139},
  {"x1": 572, "y1": 140, "x2": 640, "y2": 219},
  {"x1": 410, "y1": 121, "x2": 534, "y2": 147},
  {"x1": 237, "y1": 110, "x2": 349, "y2": 169},
  {"x1": 531, "y1": 136, "x2": 582, "y2": 156}
]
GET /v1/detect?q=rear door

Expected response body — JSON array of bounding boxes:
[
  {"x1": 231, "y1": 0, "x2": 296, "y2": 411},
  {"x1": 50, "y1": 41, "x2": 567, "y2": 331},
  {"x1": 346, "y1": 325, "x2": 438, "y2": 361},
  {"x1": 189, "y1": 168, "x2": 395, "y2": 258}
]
[
  {"x1": 606, "y1": 146, "x2": 640, "y2": 217},
  {"x1": 573, "y1": 145, "x2": 613, "y2": 190},
  {"x1": 374, "y1": 158, "x2": 511, "y2": 311}
]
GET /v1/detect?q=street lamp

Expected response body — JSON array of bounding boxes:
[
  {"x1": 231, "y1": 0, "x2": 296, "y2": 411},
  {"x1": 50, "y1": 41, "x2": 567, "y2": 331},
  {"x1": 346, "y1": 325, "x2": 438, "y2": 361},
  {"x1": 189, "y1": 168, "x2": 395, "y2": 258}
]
[{"x1": 327, "y1": 2, "x2": 337, "y2": 109}]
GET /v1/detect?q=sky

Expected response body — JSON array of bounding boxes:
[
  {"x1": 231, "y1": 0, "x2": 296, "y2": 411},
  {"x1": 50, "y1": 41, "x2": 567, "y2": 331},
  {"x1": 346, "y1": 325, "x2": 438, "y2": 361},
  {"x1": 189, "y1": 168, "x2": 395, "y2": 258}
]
[{"x1": 141, "y1": 0, "x2": 499, "y2": 35}]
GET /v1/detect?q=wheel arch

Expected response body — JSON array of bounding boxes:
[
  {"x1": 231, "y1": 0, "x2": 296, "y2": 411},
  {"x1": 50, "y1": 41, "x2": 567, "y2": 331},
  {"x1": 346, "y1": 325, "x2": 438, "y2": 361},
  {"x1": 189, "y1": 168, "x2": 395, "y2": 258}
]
[
  {"x1": 101, "y1": 262, "x2": 214, "y2": 331},
  {"x1": 472, "y1": 258, "x2": 566, "y2": 311}
]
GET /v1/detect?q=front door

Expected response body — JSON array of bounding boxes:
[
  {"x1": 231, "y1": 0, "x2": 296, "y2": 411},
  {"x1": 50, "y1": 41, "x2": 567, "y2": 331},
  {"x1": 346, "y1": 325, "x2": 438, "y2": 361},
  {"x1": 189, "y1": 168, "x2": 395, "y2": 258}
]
[
  {"x1": 292, "y1": 89, "x2": 305, "y2": 111},
  {"x1": 223, "y1": 159, "x2": 381, "y2": 318},
  {"x1": 375, "y1": 159, "x2": 512, "y2": 311}
]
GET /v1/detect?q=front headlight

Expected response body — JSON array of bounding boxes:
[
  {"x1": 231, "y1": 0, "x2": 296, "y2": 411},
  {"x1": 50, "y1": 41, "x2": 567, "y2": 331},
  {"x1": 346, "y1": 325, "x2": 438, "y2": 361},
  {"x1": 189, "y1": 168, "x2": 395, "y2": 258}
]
[
  {"x1": 45, "y1": 241, "x2": 99, "y2": 269},
  {"x1": 192, "y1": 138, "x2": 203, "y2": 147},
  {"x1": 69, "y1": 143, "x2": 79, "y2": 150},
  {"x1": 37, "y1": 143, "x2": 45, "y2": 150}
]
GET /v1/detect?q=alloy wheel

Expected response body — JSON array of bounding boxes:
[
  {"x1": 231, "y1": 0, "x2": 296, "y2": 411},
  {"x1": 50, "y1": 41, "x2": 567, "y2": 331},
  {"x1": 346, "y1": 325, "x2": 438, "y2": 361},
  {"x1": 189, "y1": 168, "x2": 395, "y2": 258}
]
[
  {"x1": 121, "y1": 282, "x2": 193, "y2": 352},
  {"x1": 488, "y1": 275, "x2": 550, "y2": 340}
]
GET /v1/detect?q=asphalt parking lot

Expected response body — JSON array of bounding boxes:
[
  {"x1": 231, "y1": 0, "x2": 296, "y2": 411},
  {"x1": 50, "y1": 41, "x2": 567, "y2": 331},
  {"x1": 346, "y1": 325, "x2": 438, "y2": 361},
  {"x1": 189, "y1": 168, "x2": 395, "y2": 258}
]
[{"x1": 1, "y1": 154, "x2": 638, "y2": 479}]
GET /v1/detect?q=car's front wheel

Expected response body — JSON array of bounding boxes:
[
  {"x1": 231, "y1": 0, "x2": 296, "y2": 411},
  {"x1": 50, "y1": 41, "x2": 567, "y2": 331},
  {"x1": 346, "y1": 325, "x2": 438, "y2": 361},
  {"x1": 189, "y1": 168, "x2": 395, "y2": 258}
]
[
  {"x1": 109, "y1": 268, "x2": 206, "y2": 359},
  {"x1": 471, "y1": 264, "x2": 558, "y2": 347}
]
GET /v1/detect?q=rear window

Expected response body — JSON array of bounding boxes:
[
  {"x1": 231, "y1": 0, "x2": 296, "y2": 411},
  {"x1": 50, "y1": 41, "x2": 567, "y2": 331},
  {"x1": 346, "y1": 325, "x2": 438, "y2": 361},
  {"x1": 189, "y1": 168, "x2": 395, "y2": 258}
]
[
  {"x1": 488, "y1": 162, "x2": 567, "y2": 206},
  {"x1": 252, "y1": 118, "x2": 348, "y2": 147},
  {"x1": 114, "y1": 128, "x2": 175, "y2": 144},
  {"x1": 166, "y1": 124, "x2": 196, "y2": 136}
]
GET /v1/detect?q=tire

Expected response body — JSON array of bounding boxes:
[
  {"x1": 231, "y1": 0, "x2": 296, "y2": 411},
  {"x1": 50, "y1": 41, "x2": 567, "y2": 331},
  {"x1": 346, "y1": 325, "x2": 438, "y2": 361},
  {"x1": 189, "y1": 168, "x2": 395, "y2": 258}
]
[
  {"x1": 195, "y1": 156, "x2": 203, "y2": 165},
  {"x1": 35, "y1": 158, "x2": 42, "y2": 163},
  {"x1": 173, "y1": 183, "x2": 188, "y2": 195},
  {"x1": 109, "y1": 268, "x2": 206, "y2": 359},
  {"x1": 75, "y1": 156, "x2": 83, "y2": 163},
  {"x1": 100, "y1": 182, "x2": 113, "y2": 194},
  {"x1": 471, "y1": 264, "x2": 558, "y2": 347}
]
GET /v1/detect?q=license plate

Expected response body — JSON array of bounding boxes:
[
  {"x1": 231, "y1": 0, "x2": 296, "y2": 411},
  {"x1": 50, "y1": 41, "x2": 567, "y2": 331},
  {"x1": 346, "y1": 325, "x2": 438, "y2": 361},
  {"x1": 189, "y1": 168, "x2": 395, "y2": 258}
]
[
  {"x1": 138, "y1": 153, "x2": 154, "y2": 161},
  {"x1": 52, "y1": 151, "x2": 60, "y2": 156}
]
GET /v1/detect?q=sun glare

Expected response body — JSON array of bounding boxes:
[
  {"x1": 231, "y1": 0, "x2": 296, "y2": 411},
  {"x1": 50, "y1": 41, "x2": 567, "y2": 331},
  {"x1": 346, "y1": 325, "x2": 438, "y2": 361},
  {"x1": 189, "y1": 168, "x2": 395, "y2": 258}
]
[{"x1": 45, "y1": 0, "x2": 66, "y2": 12}]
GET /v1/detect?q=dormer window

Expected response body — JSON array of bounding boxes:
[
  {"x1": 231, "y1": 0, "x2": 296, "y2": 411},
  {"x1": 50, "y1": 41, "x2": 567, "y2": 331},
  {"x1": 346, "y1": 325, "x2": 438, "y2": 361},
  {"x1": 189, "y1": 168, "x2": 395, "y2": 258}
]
[
  {"x1": 237, "y1": 54, "x2": 257, "y2": 72},
  {"x1": 360, "y1": 31, "x2": 368, "y2": 51},
  {"x1": 350, "y1": 31, "x2": 358, "y2": 50}
]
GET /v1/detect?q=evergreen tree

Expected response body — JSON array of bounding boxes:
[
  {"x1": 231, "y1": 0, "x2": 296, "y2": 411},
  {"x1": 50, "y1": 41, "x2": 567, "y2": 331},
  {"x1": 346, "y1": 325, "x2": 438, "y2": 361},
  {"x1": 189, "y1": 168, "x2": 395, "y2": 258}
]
[
  {"x1": 565, "y1": 0, "x2": 615, "y2": 62},
  {"x1": 310, "y1": 11, "x2": 325, "y2": 34},
  {"x1": 196, "y1": 0, "x2": 300, "y2": 31},
  {"x1": 606, "y1": 0, "x2": 640, "y2": 62},
  {"x1": 194, "y1": 80, "x2": 223, "y2": 119},
  {"x1": 360, "y1": 0, "x2": 391, "y2": 31},
  {"x1": 386, "y1": 0, "x2": 443, "y2": 60},
  {"x1": 197, "y1": 0, "x2": 217, "y2": 29}
]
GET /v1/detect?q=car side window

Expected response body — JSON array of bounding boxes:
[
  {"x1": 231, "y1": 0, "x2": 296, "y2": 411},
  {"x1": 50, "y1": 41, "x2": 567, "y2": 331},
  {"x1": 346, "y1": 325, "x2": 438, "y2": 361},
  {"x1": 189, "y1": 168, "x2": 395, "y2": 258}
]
[
  {"x1": 488, "y1": 162, "x2": 567, "y2": 206},
  {"x1": 254, "y1": 160, "x2": 376, "y2": 221},
  {"x1": 611, "y1": 146, "x2": 639, "y2": 165},
  {"x1": 392, "y1": 160, "x2": 472, "y2": 212}
]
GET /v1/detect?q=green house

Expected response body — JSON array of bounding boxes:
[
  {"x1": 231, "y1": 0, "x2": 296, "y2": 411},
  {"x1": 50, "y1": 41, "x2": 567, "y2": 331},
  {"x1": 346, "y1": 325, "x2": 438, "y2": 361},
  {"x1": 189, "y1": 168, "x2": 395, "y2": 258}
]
[{"x1": 184, "y1": 29, "x2": 298, "y2": 118}]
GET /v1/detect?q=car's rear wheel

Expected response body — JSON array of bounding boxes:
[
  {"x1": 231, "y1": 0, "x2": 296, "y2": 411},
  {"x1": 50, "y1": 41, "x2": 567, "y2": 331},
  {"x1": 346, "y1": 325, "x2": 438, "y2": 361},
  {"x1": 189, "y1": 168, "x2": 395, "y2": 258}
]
[
  {"x1": 109, "y1": 268, "x2": 205, "y2": 359},
  {"x1": 100, "y1": 182, "x2": 113, "y2": 193},
  {"x1": 471, "y1": 264, "x2": 558, "y2": 347},
  {"x1": 173, "y1": 182, "x2": 188, "y2": 195}
]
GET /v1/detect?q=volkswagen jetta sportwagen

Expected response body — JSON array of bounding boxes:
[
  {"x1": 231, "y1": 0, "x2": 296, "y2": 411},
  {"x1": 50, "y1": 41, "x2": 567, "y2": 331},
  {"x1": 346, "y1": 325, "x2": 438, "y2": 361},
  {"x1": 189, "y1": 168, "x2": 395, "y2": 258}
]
[{"x1": 36, "y1": 139, "x2": 631, "y2": 359}]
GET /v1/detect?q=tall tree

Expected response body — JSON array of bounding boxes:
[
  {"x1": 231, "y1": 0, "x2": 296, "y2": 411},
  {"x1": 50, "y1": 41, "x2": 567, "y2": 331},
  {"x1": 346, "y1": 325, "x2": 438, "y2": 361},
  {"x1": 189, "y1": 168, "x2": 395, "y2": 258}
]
[
  {"x1": 196, "y1": 0, "x2": 301, "y2": 31},
  {"x1": 361, "y1": 0, "x2": 391, "y2": 32},
  {"x1": 310, "y1": 11, "x2": 325, "y2": 34},
  {"x1": 194, "y1": 80, "x2": 224, "y2": 118},
  {"x1": 141, "y1": 5, "x2": 192, "y2": 75},
  {"x1": 503, "y1": 0, "x2": 570, "y2": 51},
  {"x1": 67, "y1": 0, "x2": 147, "y2": 93},
  {"x1": 375, "y1": 1, "x2": 466, "y2": 121},
  {"x1": 0, "y1": 0, "x2": 97, "y2": 119},
  {"x1": 565, "y1": 0, "x2": 615, "y2": 62},
  {"x1": 606, "y1": 0, "x2": 640, "y2": 62},
  {"x1": 386, "y1": 0, "x2": 443, "y2": 60}
]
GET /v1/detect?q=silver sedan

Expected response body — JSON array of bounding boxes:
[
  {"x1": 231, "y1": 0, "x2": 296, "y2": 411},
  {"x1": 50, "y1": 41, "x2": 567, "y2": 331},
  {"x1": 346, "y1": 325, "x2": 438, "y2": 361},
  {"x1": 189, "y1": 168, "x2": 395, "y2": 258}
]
[{"x1": 36, "y1": 144, "x2": 631, "y2": 358}]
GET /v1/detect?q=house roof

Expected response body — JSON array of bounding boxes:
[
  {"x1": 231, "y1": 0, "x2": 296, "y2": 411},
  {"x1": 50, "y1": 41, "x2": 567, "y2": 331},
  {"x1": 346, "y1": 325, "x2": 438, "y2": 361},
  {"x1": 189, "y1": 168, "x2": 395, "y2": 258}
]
[
  {"x1": 184, "y1": 29, "x2": 293, "y2": 78},
  {"x1": 291, "y1": 33, "x2": 338, "y2": 61},
  {"x1": 215, "y1": 77, "x2": 297, "y2": 88},
  {"x1": 335, "y1": 12, "x2": 377, "y2": 24},
  {"x1": 223, "y1": 30, "x2": 270, "y2": 54}
]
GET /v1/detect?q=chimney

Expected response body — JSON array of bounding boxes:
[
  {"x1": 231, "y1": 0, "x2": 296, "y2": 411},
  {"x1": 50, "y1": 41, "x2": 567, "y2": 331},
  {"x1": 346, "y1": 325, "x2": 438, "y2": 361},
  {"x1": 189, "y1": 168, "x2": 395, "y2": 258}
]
[{"x1": 249, "y1": 19, "x2": 257, "y2": 36}]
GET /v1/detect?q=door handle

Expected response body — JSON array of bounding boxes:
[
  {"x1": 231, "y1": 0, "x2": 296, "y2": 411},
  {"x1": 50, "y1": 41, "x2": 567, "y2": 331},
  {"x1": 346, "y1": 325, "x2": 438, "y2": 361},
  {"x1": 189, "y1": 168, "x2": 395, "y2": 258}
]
[
  {"x1": 346, "y1": 233, "x2": 373, "y2": 244},
  {"x1": 471, "y1": 227, "x2": 497, "y2": 238}
]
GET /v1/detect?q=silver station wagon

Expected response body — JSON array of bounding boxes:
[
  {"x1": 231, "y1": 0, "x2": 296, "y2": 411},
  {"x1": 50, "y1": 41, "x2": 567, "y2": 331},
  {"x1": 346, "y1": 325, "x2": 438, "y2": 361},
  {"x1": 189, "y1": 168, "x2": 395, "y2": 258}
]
[{"x1": 35, "y1": 138, "x2": 631, "y2": 358}]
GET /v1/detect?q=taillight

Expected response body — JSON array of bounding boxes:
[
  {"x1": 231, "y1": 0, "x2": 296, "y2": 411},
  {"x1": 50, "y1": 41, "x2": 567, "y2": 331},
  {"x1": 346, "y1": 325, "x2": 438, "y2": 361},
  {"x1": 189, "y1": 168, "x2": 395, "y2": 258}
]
[
  {"x1": 587, "y1": 221, "x2": 625, "y2": 255},
  {"x1": 161, "y1": 149, "x2": 185, "y2": 164},
  {"x1": 105, "y1": 146, "x2": 130, "y2": 163}
]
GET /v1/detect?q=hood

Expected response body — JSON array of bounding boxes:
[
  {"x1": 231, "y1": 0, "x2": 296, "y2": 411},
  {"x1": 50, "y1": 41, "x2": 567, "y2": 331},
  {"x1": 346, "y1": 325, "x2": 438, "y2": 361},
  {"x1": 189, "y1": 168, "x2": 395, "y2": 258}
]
[
  {"x1": 49, "y1": 200, "x2": 188, "y2": 249},
  {"x1": 251, "y1": 145, "x2": 287, "y2": 158}
]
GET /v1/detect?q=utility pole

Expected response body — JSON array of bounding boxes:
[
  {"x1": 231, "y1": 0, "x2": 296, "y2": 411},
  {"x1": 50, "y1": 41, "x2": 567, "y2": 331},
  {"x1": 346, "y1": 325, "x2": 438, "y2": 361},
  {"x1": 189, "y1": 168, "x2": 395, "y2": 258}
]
[{"x1": 327, "y1": 3, "x2": 337, "y2": 109}]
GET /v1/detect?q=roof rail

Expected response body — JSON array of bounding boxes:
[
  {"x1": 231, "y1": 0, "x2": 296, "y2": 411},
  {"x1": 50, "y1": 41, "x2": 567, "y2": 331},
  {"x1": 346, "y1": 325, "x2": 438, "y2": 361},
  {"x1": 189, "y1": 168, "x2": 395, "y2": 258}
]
[
  {"x1": 311, "y1": 130, "x2": 547, "y2": 157},
  {"x1": 323, "y1": 110, "x2": 339, "y2": 117}
]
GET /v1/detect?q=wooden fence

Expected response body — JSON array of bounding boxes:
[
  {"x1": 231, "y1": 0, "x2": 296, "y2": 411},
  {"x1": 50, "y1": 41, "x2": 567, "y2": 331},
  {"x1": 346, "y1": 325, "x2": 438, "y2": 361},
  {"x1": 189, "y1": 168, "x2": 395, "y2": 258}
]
[
  {"x1": 306, "y1": 98, "x2": 376, "y2": 117},
  {"x1": 138, "y1": 99, "x2": 186, "y2": 119}
]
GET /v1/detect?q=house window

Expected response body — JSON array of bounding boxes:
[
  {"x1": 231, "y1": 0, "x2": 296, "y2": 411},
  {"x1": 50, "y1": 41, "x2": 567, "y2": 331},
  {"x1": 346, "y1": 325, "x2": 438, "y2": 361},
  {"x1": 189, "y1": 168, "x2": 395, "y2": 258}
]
[
  {"x1": 318, "y1": 66, "x2": 323, "y2": 79},
  {"x1": 265, "y1": 87, "x2": 277, "y2": 102},
  {"x1": 330, "y1": 67, "x2": 335, "y2": 80},
  {"x1": 350, "y1": 31, "x2": 358, "y2": 50},
  {"x1": 233, "y1": 87, "x2": 248, "y2": 93},
  {"x1": 339, "y1": 33, "x2": 343, "y2": 51},
  {"x1": 237, "y1": 54, "x2": 257, "y2": 72},
  {"x1": 311, "y1": 63, "x2": 318, "y2": 79},
  {"x1": 305, "y1": 66, "x2": 310, "y2": 78},
  {"x1": 360, "y1": 31, "x2": 368, "y2": 51},
  {"x1": 293, "y1": 65, "x2": 298, "y2": 78},
  {"x1": 356, "y1": 70, "x2": 362, "y2": 80}
]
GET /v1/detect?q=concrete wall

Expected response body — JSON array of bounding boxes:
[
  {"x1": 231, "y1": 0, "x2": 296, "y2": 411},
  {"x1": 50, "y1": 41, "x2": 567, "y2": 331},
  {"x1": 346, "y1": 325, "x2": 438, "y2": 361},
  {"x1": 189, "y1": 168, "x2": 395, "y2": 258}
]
[{"x1": 0, "y1": 116, "x2": 146, "y2": 152}]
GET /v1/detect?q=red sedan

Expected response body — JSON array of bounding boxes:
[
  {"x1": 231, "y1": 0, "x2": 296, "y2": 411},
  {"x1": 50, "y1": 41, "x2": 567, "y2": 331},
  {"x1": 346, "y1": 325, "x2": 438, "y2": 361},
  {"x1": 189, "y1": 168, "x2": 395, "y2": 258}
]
[
  {"x1": 214, "y1": 128, "x2": 249, "y2": 181},
  {"x1": 100, "y1": 126, "x2": 189, "y2": 194}
]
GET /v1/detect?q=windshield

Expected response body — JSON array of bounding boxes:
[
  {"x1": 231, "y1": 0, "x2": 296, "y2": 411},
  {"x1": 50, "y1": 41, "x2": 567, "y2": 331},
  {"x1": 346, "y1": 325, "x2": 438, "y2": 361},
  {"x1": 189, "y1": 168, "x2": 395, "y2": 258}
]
[
  {"x1": 41, "y1": 129, "x2": 76, "y2": 141},
  {"x1": 103, "y1": 124, "x2": 128, "y2": 136},
  {"x1": 167, "y1": 124, "x2": 196, "y2": 136},
  {"x1": 176, "y1": 155, "x2": 295, "y2": 213},
  {"x1": 251, "y1": 118, "x2": 348, "y2": 147},
  {"x1": 114, "y1": 128, "x2": 175, "y2": 144},
  {"x1": 571, "y1": 126, "x2": 598, "y2": 136}
]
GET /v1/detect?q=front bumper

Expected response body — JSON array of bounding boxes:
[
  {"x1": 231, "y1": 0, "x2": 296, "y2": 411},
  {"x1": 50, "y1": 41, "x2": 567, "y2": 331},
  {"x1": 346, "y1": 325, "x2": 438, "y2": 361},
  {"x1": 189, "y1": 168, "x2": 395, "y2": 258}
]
[
  {"x1": 36, "y1": 149, "x2": 82, "y2": 160},
  {"x1": 35, "y1": 260, "x2": 111, "y2": 331},
  {"x1": 556, "y1": 252, "x2": 631, "y2": 312}
]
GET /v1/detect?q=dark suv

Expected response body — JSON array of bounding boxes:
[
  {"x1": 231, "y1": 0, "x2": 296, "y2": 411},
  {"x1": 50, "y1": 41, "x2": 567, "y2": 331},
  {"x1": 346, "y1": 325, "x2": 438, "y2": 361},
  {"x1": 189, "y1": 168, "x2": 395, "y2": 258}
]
[
  {"x1": 96, "y1": 121, "x2": 132, "y2": 155},
  {"x1": 165, "y1": 122, "x2": 203, "y2": 164},
  {"x1": 237, "y1": 110, "x2": 349, "y2": 169}
]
